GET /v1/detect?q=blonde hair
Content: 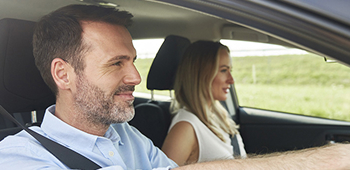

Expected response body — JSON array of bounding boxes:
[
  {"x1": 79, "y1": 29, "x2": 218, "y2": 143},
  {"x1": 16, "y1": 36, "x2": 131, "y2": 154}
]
[{"x1": 172, "y1": 40, "x2": 238, "y2": 142}]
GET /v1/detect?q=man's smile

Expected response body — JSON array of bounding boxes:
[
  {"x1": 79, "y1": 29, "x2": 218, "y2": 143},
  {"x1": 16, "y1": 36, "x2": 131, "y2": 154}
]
[{"x1": 115, "y1": 91, "x2": 134, "y2": 101}]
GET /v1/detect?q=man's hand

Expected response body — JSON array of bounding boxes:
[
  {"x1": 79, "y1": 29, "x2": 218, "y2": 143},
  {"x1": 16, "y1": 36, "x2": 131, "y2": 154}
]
[{"x1": 175, "y1": 143, "x2": 350, "y2": 170}]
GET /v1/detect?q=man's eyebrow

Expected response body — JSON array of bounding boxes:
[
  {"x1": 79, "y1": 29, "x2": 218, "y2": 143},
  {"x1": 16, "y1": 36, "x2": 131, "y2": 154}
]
[{"x1": 107, "y1": 55, "x2": 131, "y2": 62}]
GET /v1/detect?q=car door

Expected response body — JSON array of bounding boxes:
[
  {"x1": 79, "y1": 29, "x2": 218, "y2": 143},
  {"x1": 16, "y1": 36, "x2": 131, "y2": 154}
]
[
  {"x1": 160, "y1": 0, "x2": 350, "y2": 154},
  {"x1": 220, "y1": 42, "x2": 350, "y2": 154}
]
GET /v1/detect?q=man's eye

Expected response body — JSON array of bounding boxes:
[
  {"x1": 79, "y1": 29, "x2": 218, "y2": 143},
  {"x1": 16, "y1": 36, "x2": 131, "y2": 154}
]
[{"x1": 113, "y1": 62, "x2": 122, "y2": 66}]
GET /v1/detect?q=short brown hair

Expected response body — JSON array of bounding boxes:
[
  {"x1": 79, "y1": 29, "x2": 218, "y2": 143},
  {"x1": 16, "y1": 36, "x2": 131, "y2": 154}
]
[{"x1": 33, "y1": 4, "x2": 133, "y2": 95}]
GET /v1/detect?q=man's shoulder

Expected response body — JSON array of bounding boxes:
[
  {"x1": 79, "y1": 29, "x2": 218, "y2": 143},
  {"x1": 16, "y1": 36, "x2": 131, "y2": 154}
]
[
  {"x1": 0, "y1": 127, "x2": 66, "y2": 169},
  {"x1": 0, "y1": 127, "x2": 45, "y2": 153},
  {"x1": 0, "y1": 126, "x2": 59, "y2": 156}
]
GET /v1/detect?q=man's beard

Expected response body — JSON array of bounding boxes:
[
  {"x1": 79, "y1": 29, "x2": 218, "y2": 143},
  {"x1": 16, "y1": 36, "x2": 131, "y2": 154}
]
[{"x1": 73, "y1": 74, "x2": 135, "y2": 126}]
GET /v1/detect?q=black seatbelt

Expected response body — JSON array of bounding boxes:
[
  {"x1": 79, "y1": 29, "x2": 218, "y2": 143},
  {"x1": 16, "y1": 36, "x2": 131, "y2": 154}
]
[
  {"x1": 0, "y1": 105, "x2": 101, "y2": 170},
  {"x1": 230, "y1": 134, "x2": 241, "y2": 157}
]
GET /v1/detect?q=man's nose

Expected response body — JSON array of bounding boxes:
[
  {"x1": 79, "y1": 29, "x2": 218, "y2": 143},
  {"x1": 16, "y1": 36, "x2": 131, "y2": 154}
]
[{"x1": 123, "y1": 64, "x2": 141, "y2": 86}]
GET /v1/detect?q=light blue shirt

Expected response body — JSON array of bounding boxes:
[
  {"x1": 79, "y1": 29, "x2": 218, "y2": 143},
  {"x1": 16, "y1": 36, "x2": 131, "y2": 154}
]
[{"x1": 0, "y1": 105, "x2": 178, "y2": 170}]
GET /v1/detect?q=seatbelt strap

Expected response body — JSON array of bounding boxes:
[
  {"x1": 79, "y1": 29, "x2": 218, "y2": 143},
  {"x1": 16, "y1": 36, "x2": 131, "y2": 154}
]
[
  {"x1": 0, "y1": 105, "x2": 101, "y2": 170},
  {"x1": 230, "y1": 134, "x2": 241, "y2": 157}
]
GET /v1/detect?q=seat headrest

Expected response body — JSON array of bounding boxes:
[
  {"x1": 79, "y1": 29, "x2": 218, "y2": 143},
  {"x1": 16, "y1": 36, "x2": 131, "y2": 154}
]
[
  {"x1": 0, "y1": 18, "x2": 55, "y2": 113},
  {"x1": 147, "y1": 35, "x2": 190, "y2": 90}
]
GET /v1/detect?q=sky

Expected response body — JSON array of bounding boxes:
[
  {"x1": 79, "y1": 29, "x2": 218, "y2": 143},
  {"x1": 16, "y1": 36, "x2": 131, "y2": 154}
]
[{"x1": 132, "y1": 39, "x2": 308, "y2": 59}]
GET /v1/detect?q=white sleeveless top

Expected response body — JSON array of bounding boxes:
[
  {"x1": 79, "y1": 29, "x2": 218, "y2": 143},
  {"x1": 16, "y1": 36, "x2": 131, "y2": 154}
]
[{"x1": 169, "y1": 109, "x2": 246, "y2": 163}]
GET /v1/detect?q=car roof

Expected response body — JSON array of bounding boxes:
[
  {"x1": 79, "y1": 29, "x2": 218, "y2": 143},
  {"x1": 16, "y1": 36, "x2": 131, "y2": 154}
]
[
  {"x1": 0, "y1": 0, "x2": 229, "y2": 41},
  {"x1": 288, "y1": 0, "x2": 350, "y2": 25},
  {"x1": 1, "y1": 0, "x2": 350, "y2": 65}
]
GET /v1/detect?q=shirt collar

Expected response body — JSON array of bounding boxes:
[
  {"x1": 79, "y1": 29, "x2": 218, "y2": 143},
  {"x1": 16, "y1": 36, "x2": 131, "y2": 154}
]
[
  {"x1": 105, "y1": 125, "x2": 124, "y2": 145},
  {"x1": 40, "y1": 105, "x2": 123, "y2": 151}
]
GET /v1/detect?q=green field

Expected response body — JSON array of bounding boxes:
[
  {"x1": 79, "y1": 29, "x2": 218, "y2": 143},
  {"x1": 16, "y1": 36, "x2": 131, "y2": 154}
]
[{"x1": 135, "y1": 54, "x2": 350, "y2": 122}]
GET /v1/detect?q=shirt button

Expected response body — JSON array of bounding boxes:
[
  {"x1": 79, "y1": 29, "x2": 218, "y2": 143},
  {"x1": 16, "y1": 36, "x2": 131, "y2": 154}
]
[{"x1": 108, "y1": 151, "x2": 114, "y2": 157}]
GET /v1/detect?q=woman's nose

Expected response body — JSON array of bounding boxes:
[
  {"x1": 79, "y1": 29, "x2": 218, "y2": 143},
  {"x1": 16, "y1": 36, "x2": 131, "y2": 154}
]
[{"x1": 227, "y1": 72, "x2": 234, "y2": 84}]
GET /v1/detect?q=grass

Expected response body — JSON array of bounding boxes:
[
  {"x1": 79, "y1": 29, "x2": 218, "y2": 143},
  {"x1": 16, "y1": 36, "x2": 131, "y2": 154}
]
[
  {"x1": 235, "y1": 84, "x2": 350, "y2": 121},
  {"x1": 231, "y1": 54, "x2": 350, "y2": 86},
  {"x1": 134, "y1": 54, "x2": 350, "y2": 122}
]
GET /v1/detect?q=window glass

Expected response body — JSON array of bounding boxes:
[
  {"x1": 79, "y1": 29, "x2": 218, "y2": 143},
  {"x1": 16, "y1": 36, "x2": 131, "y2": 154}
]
[
  {"x1": 133, "y1": 39, "x2": 171, "y2": 100},
  {"x1": 221, "y1": 40, "x2": 350, "y2": 122}
]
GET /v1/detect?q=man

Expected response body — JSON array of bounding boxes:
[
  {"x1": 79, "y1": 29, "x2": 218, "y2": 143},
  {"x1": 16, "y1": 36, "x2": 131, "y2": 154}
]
[
  {"x1": 0, "y1": 4, "x2": 176, "y2": 170},
  {"x1": 0, "y1": 4, "x2": 349, "y2": 170}
]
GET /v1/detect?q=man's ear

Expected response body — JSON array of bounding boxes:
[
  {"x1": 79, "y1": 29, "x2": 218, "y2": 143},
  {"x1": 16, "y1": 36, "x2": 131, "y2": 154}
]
[{"x1": 51, "y1": 58, "x2": 73, "y2": 90}]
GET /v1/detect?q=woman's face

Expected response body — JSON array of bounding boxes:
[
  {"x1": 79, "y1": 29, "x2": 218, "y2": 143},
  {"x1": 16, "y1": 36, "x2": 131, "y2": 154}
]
[{"x1": 211, "y1": 48, "x2": 234, "y2": 101}]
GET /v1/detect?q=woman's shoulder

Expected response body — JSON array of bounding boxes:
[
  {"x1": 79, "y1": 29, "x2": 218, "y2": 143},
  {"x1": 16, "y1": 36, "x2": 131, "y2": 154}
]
[
  {"x1": 170, "y1": 108, "x2": 207, "y2": 131},
  {"x1": 172, "y1": 108, "x2": 201, "y2": 123}
]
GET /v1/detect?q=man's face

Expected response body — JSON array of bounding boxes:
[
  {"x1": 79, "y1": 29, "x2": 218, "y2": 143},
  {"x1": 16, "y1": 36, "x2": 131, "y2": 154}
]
[{"x1": 73, "y1": 22, "x2": 141, "y2": 125}]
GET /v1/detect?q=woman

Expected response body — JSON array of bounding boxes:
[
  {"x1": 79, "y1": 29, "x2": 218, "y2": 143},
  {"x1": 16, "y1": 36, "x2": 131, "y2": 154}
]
[{"x1": 162, "y1": 40, "x2": 246, "y2": 166}]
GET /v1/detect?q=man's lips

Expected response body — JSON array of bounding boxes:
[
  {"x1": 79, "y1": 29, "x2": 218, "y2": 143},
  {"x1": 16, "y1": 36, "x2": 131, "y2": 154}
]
[
  {"x1": 113, "y1": 85, "x2": 135, "y2": 101},
  {"x1": 115, "y1": 91, "x2": 134, "y2": 100}
]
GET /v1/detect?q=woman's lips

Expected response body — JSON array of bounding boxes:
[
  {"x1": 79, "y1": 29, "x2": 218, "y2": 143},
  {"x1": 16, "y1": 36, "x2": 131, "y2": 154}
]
[{"x1": 223, "y1": 88, "x2": 230, "y2": 93}]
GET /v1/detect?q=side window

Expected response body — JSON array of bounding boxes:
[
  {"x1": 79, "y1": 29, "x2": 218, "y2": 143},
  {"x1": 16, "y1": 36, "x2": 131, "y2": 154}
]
[
  {"x1": 133, "y1": 39, "x2": 171, "y2": 100},
  {"x1": 221, "y1": 40, "x2": 350, "y2": 122}
]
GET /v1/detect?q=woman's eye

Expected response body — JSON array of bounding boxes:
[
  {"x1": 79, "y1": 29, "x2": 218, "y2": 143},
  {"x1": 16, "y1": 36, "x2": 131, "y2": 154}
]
[{"x1": 221, "y1": 69, "x2": 227, "y2": 73}]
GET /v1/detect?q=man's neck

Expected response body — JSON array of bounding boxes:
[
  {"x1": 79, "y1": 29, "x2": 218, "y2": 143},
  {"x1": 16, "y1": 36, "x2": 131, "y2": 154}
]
[{"x1": 54, "y1": 99, "x2": 109, "y2": 137}]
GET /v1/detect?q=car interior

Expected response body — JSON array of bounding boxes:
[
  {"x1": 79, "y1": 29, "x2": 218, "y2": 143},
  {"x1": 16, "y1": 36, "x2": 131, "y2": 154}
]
[
  {"x1": 0, "y1": 18, "x2": 55, "y2": 140},
  {"x1": 129, "y1": 35, "x2": 191, "y2": 148},
  {"x1": 1, "y1": 0, "x2": 350, "y2": 160}
]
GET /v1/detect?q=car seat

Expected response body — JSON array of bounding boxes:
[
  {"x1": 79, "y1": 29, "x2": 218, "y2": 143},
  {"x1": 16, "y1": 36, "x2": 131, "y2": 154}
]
[
  {"x1": 129, "y1": 35, "x2": 190, "y2": 148},
  {"x1": 0, "y1": 18, "x2": 55, "y2": 139}
]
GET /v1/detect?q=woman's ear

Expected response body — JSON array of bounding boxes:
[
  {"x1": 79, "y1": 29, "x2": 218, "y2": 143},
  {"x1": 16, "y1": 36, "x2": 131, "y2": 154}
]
[{"x1": 51, "y1": 58, "x2": 72, "y2": 90}]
